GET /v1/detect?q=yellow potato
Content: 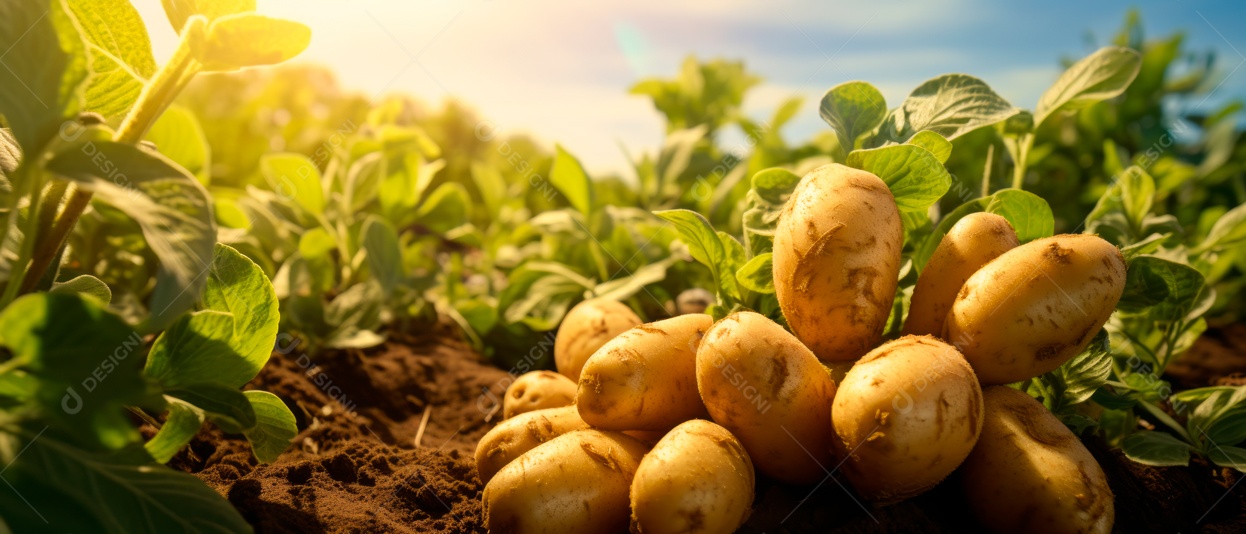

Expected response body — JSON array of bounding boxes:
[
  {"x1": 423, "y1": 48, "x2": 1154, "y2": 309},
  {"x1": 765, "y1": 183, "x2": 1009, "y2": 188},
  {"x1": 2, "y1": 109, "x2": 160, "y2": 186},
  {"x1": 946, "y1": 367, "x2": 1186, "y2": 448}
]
[
  {"x1": 474, "y1": 405, "x2": 588, "y2": 484},
  {"x1": 577, "y1": 314, "x2": 712, "y2": 431},
  {"x1": 630, "y1": 420, "x2": 755, "y2": 534},
  {"x1": 555, "y1": 299, "x2": 642, "y2": 381},
  {"x1": 961, "y1": 386, "x2": 1114, "y2": 533},
  {"x1": 696, "y1": 311, "x2": 837, "y2": 484},
  {"x1": 832, "y1": 335, "x2": 983, "y2": 503},
  {"x1": 503, "y1": 370, "x2": 577, "y2": 419},
  {"x1": 483, "y1": 429, "x2": 649, "y2": 534},
  {"x1": 904, "y1": 212, "x2": 1018, "y2": 337},
  {"x1": 945, "y1": 234, "x2": 1126, "y2": 385},
  {"x1": 773, "y1": 163, "x2": 903, "y2": 362}
]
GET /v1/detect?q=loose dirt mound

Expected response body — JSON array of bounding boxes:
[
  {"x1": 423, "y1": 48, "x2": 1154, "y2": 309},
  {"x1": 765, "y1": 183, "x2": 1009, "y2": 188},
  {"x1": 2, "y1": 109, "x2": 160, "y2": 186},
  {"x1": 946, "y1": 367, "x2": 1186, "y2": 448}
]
[{"x1": 169, "y1": 330, "x2": 1245, "y2": 533}]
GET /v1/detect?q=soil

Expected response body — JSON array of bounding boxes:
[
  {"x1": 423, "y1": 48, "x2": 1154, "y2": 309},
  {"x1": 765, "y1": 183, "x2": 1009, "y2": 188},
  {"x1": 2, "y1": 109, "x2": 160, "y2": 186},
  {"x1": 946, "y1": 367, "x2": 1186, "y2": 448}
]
[{"x1": 168, "y1": 326, "x2": 1246, "y2": 533}]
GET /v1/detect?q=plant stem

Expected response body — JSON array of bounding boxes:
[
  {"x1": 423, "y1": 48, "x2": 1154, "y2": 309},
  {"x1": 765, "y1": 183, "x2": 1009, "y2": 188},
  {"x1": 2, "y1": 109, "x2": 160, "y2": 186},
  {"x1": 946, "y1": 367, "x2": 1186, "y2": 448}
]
[
  {"x1": 981, "y1": 143, "x2": 995, "y2": 197},
  {"x1": 20, "y1": 25, "x2": 201, "y2": 297},
  {"x1": 1010, "y1": 135, "x2": 1033, "y2": 190},
  {"x1": 0, "y1": 169, "x2": 48, "y2": 306},
  {"x1": 16, "y1": 181, "x2": 70, "y2": 293}
]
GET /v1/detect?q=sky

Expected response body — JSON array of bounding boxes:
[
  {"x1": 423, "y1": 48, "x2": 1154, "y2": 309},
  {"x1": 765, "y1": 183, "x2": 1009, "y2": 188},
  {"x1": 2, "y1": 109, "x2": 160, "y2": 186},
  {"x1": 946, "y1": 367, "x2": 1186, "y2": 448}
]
[{"x1": 131, "y1": 0, "x2": 1246, "y2": 175}]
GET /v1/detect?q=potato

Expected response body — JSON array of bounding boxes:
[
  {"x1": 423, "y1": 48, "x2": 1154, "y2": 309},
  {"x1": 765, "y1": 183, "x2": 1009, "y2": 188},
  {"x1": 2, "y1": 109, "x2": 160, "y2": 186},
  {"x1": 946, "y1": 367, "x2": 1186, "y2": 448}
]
[
  {"x1": 961, "y1": 386, "x2": 1113, "y2": 534},
  {"x1": 503, "y1": 370, "x2": 577, "y2": 419},
  {"x1": 696, "y1": 311, "x2": 837, "y2": 484},
  {"x1": 630, "y1": 420, "x2": 755, "y2": 534},
  {"x1": 577, "y1": 314, "x2": 712, "y2": 431},
  {"x1": 832, "y1": 335, "x2": 983, "y2": 503},
  {"x1": 944, "y1": 234, "x2": 1125, "y2": 385},
  {"x1": 903, "y1": 212, "x2": 1019, "y2": 337},
  {"x1": 483, "y1": 429, "x2": 649, "y2": 534},
  {"x1": 555, "y1": 299, "x2": 642, "y2": 381},
  {"x1": 475, "y1": 405, "x2": 588, "y2": 484},
  {"x1": 773, "y1": 163, "x2": 903, "y2": 362}
]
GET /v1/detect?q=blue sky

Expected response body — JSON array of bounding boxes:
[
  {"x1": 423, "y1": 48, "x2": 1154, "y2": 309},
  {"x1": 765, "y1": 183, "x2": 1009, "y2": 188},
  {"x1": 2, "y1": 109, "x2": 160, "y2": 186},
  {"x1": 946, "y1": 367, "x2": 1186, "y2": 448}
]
[{"x1": 132, "y1": 0, "x2": 1246, "y2": 174}]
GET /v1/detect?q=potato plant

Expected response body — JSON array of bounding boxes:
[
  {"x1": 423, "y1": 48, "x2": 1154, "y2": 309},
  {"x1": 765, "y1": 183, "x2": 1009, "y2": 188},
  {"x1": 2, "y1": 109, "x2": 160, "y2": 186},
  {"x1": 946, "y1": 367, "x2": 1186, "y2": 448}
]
[{"x1": 0, "y1": 0, "x2": 308, "y2": 531}]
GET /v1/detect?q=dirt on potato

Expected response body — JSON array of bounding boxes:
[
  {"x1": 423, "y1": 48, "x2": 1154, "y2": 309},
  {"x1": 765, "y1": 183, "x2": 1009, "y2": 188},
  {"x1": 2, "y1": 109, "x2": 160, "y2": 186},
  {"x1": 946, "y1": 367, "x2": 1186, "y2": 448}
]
[{"x1": 169, "y1": 326, "x2": 1246, "y2": 533}]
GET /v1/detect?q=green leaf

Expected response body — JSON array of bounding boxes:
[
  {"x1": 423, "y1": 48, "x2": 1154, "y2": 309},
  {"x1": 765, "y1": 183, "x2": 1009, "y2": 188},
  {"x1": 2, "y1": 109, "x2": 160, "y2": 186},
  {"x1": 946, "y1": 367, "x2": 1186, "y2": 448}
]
[
  {"x1": 906, "y1": 130, "x2": 952, "y2": 163},
  {"x1": 983, "y1": 189, "x2": 1054, "y2": 243},
  {"x1": 0, "y1": 434, "x2": 250, "y2": 533},
  {"x1": 167, "y1": 382, "x2": 256, "y2": 432},
  {"x1": 1196, "y1": 203, "x2": 1246, "y2": 253},
  {"x1": 550, "y1": 145, "x2": 594, "y2": 215},
  {"x1": 497, "y1": 263, "x2": 589, "y2": 330},
  {"x1": 0, "y1": 294, "x2": 152, "y2": 449},
  {"x1": 878, "y1": 74, "x2": 1018, "y2": 143},
  {"x1": 261, "y1": 153, "x2": 324, "y2": 215},
  {"x1": 161, "y1": 0, "x2": 255, "y2": 31},
  {"x1": 144, "y1": 105, "x2": 210, "y2": 184},
  {"x1": 736, "y1": 253, "x2": 775, "y2": 294},
  {"x1": 1034, "y1": 46, "x2": 1142, "y2": 127},
  {"x1": 741, "y1": 168, "x2": 801, "y2": 256},
  {"x1": 1207, "y1": 446, "x2": 1246, "y2": 472},
  {"x1": 381, "y1": 155, "x2": 442, "y2": 226},
  {"x1": 470, "y1": 161, "x2": 507, "y2": 220},
  {"x1": 325, "y1": 281, "x2": 384, "y2": 347},
  {"x1": 197, "y1": 13, "x2": 311, "y2": 71},
  {"x1": 846, "y1": 144, "x2": 951, "y2": 212},
  {"x1": 241, "y1": 390, "x2": 296, "y2": 464},
  {"x1": 1119, "y1": 256, "x2": 1206, "y2": 315},
  {"x1": 819, "y1": 81, "x2": 887, "y2": 151},
  {"x1": 656, "y1": 209, "x2": 730, "y2": 291},
  {"x1": 49, "y1": 274, "x2": 112, "y2": 304},
  {"x1": 1044, "y1": 330, "x2": 1112, "y2": 407},
  {"x1": 415, "y1": 182, "x2": 471, "y2": 234},
  {"x1": 52, "y1": 0, "x2": 157, "y2": 118},
  {"x1": 297, "y1": 227, "x2": 336, "y2": 259},
  {"x1": 1122, "y1": 430, "x2": 1193, "y2": 466},
  {"x1": 0, "y1": 0, "x2": 79, "y2": 152},
  {"x1": 362, "y1": 216, "x2": 403, "y2": 292},
  {"x1": 144, "y1": 244, "x2": 278, "y2": 389},
  {"x1": 45, "y1": 141, "x2": 215, "y2": 331},
  {"x1": 144, "y1": 398, "x2": 205, "y2": 463}
]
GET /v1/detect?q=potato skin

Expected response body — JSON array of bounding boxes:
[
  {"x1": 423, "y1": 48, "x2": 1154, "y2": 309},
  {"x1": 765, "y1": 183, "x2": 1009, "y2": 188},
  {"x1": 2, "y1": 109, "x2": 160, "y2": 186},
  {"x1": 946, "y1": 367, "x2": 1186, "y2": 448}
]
[
  {"x1": 577, "y1": 314, "x2": 712, "y2": 432},
  {"x1": 961, "y1": 386, "x2": 1113, "y2": 534},
  {"x1": 475, "y1": 405, "x2": 588, "y2": 484},
  {"x1": 832, "y1": 335, "x2": 983, "y2": 503},
  {"x1": 630, "y1": 420, "x2": 755, "y2": 534},
  {"x1": 944, "y1": 234, "x2": 1125, "y2": 385},
  {"x1": 503, "y1": 371, "x2": 577, "y2": 419},
  {"x1": 904, "y1": 213, "x2": 1019, "y2": 337},
  {"x1": 696, "y1": 311, "x2": 837, "y2": 484},
  {"x1": 555, "y1": 299, "x2": 642, "y2": 381},
  {"x1": 773, "y1": 163, "x2": 903, "y2": 362},
  {"x1": 483, "y1": 430, "x2": 649, "y2": 534}
]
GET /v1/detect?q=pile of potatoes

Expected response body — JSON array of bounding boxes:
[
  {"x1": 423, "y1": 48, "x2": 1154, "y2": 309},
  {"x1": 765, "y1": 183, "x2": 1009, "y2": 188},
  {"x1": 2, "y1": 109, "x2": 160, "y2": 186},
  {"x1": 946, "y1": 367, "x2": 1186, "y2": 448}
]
[{"x1": 477, "y1": 164, "x2": 1125, "y2": 533}]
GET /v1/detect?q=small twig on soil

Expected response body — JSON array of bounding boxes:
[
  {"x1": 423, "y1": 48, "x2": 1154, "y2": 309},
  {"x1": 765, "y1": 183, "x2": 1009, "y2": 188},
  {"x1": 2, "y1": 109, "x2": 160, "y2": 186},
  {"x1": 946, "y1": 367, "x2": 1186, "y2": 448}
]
[{"x1": 413, "y1": 405, "x2": 432, "y2": 448}]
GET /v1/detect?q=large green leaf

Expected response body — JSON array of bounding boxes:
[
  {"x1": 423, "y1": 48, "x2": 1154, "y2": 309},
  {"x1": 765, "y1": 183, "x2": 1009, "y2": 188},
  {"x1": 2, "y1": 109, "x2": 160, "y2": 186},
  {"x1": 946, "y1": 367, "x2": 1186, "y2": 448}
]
[
  {"x1": 160, "y1": 0, "x2": 255, "y2": 32},
  {"x1": 735, "y1": 252, "x2": 774, "y2": 294},
  {"x1": 144, "y1": 244, "x2": 278, "y2": 388},
  {"x1": 846, "y1": 144, "x2": 951, "y2": 212},
  {"x1": 261, "y1": 153, "x2": 324, "y2": 216},
  {"x1": 46, "y1": 141, "x2": 215, "y2": 331},
  {"x1": 0, "y1": 433, "x2": 251, "y2": 533},
  {"x1": 0, "y1": 0, "x2": 79, "y2": 152},
  {"x1": 1195, "y1": 203, "x2": 1246, "y2": 253},
  {"x1": 166, "y1": 382, "x2": 256, "y2": 432},
  {"x1": 415, "y1": 182, "x2": 471, "y2": 235},
  {"x1": 241, "y1": 390, "x2": 296, "y2": 464},
  {"x1": 1119, "y1": 256, "x2": 1205, "y2": 315},
  {"x1": 52, "y1": 0, "x2": 157, "y2": 119},
  {"x1": 362, "y1": 216, "x2": 403, "y2": 292},
  {"x1": 49, "y1": 274, "x2": 112, "y2": 303},
  {"x1": 197, "y1": 13, "x2": 311, "y2": 72},
  {"x1": 1034, "y1": 46, "x2": 1142, "y2": 127},
  {"x1": 819, "y1": 81, "x2": 886, "y2": 151},
  {"x1": 1121, "y1": 430, "x2": 1192, "y2": 466},
  {"x1": 497, "y1": 262, "x2": 591, "y2": 330},
  {"x1": 877, "y1": 74, "x2": 1018, "y2": 143},
  {"x1": 655, "y1": 209, "x2": 729, "y2": 290},
  {"x1": 549, "y1": 145, "x2": 594, "y2": 215},
  {"x1": 0, "y1": 293, "x2": 153, "y2": 449},
  {"x1": 906, "y1": 130, "x2": 952, "y2": 163}
]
